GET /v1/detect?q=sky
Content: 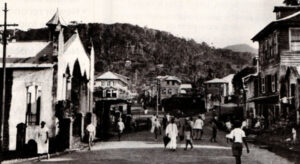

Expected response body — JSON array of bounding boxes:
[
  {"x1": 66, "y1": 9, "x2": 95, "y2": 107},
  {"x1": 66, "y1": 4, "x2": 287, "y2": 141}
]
[{"x1": 0, "y1": 0, "x2": 283, "y2": 48}]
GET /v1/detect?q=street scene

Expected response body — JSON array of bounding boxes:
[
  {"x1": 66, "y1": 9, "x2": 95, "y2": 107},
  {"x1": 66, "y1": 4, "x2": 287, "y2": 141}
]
[{"x1": 2, "y1": 0, "x2": 300, "y2": 164}]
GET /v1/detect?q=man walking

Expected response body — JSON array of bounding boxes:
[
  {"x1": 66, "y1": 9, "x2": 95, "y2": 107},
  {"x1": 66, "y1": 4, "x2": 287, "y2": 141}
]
[{"x1": 227, "y1": 120, "x2": 250, "y2": 164}]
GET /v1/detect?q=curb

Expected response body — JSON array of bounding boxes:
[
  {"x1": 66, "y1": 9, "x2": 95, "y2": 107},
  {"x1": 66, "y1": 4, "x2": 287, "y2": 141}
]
[{"x1": 1, "y1": 147, "x2": 87, "y2": 164}]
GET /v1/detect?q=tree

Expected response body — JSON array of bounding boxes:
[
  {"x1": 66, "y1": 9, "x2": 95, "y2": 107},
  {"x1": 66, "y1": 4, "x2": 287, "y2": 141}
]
[{"x1": 283, "y1": 0, "x2": 299, "y2": 6}]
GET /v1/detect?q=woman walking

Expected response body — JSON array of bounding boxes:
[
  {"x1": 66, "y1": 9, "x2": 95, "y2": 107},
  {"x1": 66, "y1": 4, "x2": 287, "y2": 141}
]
[
  {"x1": 37, "y1": 121, "x2": 49, "y2": 160},
  {"x1": 165, "y1": 118, "x2": 178, "y2": 151},
  {"x1": 117, "y1": 118, "x2": 125, "y2": 141},
  {"x1": 183, "y1": 119, "x2": 193, "y2": 150}
]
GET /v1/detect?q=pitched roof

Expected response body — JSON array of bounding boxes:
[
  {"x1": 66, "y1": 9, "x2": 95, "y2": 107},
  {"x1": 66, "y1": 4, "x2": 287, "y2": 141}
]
[
  {"x1": 156, "y1": 75, "x2": 181, "y2": 83},
  {"x1": 252, "y1": 8, "x2": 300, "y2": 41},
  {"x1": 180, "y1": 83, "x2": 192, "y2": 89},
  {"x1": 204, "y1": 78, "x2": 228, "y2": 84},
  {"x1": 46, "y1": 9, "x2": 67, "y2": 27},
  {"x1": 96, "y1": 71, "x2": 129, "y2": 84}
]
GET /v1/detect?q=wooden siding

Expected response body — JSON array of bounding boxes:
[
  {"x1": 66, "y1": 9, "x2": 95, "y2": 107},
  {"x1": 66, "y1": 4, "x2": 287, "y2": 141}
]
[{"x1": 281, "y1": 51, "x2": 300, "y2": 66}]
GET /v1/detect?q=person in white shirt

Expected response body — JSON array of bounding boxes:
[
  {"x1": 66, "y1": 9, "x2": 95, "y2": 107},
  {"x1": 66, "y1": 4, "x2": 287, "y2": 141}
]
[
  {"x1": 118, "y1": 118, "x2": 125, "y2": 141},
  {"x1": 165, "y1": 118, "x2": 178, "y2": 151},
  {"x1": 227, "y1": 120, "x2": 250, "y2": 164},
  {"x1": 86, "y1": 122, "x2": 96, "y2": 150},
  {"x1": 193, "y1": 116, "x2": 204, "y2": 140}
]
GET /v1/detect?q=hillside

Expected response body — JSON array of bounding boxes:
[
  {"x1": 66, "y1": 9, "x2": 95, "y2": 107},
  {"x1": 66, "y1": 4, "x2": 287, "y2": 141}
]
[
  {"x1": 12, "y1": 23, "x2": 253, "y2": 87},
  {"x1": 224, "y1": 44, "x2": 257, "y2": 54}
]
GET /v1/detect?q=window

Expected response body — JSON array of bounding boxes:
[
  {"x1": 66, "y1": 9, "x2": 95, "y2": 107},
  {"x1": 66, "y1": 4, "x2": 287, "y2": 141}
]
[
  {"x1": 167, "y1": 81, "x2": 170, "y2": 85},
  {"x1": 274, "y1": 32, "x2": 278, "y2": 56},
  {"x1": 290, "y1": 28, "x2": 300, "y2": 51},
  {"x1": 271, "y1": 75, "x2": 275, "y2": 92},
  {"x1": 26, "y1": 85, "x2": 41, "y2": 126},
  {"x1": 261, "y1": 77, "x2": 265, "y2": 93},
  {"x1": 172, "y1": 81, "x2": 175, "y2": 85},
  {"x1": 168, "y1": 89, "x2": 172, "y2": 95},
  {"x1": 107, "y1": 81, "x2": 111, "y2": 86},
  {"x1": 101, "y1": 81, "x2": 105, "y2": 86}
]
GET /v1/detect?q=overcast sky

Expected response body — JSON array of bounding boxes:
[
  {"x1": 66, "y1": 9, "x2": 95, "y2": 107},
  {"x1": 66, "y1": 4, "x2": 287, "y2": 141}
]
[{"x1": 0, "y1": 0, "x2": 283, "y2": 48}]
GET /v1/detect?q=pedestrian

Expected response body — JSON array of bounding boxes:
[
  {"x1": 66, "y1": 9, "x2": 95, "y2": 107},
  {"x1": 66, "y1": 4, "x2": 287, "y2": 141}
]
[
  {"x1": 188, "y1": 117, "x2": 194, "y2": 138},
  {"x1": 37, "y1": 121, "x2": 50, "y2": 160},
  {"x1": 225, "y1": 119, "x2": 233, "y2": 143},
  {"x1": 166, "y1": 113, "x2": 171, "y2": 122},
  {"x1": 154, "y1": 118, "x2": 161, "y2": 140},
  {"x1": 165, "y1": 118, "x2": 178, "y2": 151},
  {"x1": 162, "y1": 114, "x2": 168, "y2": 130},
  {"x1": 183, "y1": 119, "x2": 193, "y2": 150},
  {"x1": 227, "y1": 120, "x2": 250, "y2": 164},
  {"x1": 150, "y1": 114, "x2": 156, "y2": 133},
  {"x1": 194, "y1": 115, "x2": 204, "y2": 140},
  {"x1": 117, "y1": 118, "x2": 125, "y2": 141},
  {"x1": 210, "y1": 116, "x2": 218, "y2": 142},
  {"x1": 86, "y1": 122, "x2": 96, "y2": 150},
  {"x1": 292, "y1": 126, "x2": 297, "y2": 145}
]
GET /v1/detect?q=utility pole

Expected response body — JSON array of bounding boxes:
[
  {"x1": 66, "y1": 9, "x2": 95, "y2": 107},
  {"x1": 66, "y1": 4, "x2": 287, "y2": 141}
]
[{"x1": 0, "y1": 3, "x2": 18, "y2": 151}]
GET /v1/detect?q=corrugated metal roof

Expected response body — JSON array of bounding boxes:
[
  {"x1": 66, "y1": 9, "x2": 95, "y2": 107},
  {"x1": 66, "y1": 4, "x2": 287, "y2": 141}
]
[{"x1": 1, "y1": 41, "x2": 49, "y2": 58}]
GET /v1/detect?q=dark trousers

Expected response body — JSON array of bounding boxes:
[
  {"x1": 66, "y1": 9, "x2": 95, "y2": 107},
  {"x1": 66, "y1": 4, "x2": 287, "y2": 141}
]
[{"x1": 210, "y1": 128, "x2": 217, "y2": 142}]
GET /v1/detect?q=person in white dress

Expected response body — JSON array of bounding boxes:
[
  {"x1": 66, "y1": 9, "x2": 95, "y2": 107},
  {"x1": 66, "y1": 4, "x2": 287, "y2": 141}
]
[
  {"x1": 38, "y1": 121, "x2": 49, "y2": 160},
  {"x1": 165, "y1": 118, "x2": 178, "y2": 151},
  {"x1": 118, "y1": 118, "x2": 125, "y2": 141}
]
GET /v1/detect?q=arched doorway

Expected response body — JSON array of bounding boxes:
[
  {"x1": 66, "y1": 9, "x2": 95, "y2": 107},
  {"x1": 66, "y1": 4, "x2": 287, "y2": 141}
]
[{"x1": 72, "y1": 60, "x2": 83, "y2": 137}]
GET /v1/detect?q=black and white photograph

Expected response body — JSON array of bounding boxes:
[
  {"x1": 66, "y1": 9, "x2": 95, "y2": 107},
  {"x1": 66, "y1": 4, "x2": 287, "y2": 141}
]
[{"x1": 1, "y1": 0, "x2": 300, "y2": 163}]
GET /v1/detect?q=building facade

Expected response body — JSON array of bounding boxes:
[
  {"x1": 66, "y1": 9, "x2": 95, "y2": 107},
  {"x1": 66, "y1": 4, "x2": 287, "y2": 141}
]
[
  {"x1": 251, "y1": 5, "x2": 300, "y2": 127},
  {"x1": 0, "y1": 10, "x2": 95, "y2": 151}
]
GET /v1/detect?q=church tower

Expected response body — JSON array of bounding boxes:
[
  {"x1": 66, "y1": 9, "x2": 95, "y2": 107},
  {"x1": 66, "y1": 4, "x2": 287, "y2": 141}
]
[{"x1": 46, "y1": 9, "x2": 67, "y2": 56}]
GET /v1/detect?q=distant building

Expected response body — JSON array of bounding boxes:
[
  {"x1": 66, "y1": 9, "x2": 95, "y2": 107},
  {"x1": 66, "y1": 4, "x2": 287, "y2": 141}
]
[
  {"x1": 155, "y1": 75, "x2": 182, "y2": 100},
  {"x1": 0, "y1": 10, "x2": 94, "y2": 151},
  {"x1": 204, "y1": 74, "x2": 234, "y2": 110},
  {"x1": 94, "y1": 71, "x2": 131, "y2": 100},
  {"x1": 179, "y1": 83, "x2": 192, "y2": 95}
]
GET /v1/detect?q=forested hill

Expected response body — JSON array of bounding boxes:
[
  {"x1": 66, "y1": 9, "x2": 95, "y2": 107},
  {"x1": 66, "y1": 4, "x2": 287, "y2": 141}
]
[{"x1": 12, "y1": 23, "x2": 254, "y2": 85}]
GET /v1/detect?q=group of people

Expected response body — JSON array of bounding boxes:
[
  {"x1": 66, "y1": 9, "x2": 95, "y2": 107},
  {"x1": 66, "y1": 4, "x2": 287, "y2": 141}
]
[{"x1": 151, "y1": 113, "x2": 215, "y2": 151}]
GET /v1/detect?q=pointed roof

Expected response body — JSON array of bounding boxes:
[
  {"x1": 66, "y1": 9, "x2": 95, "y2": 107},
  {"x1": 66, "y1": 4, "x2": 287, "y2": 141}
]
[
  {"x1": 46, "y1": 9, "x2": 67, "y2": 27},
  {"x1": 96, "y1": 71, "x2": 129, "y2": 84}
]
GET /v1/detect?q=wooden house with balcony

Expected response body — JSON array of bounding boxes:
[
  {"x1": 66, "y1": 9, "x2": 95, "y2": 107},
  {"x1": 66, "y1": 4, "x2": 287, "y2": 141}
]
[
  {"x1": 94, "y1": 71, "x2": 132, "y2": 139},
  {"x1": 251, "y1": 4, "x2": 300, "y2": 127}
]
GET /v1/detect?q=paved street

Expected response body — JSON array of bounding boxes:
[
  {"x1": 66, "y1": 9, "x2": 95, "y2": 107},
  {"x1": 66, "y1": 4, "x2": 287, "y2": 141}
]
[{"x1": 25, "y1": 119, "x2": 295, "y2": 164}]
